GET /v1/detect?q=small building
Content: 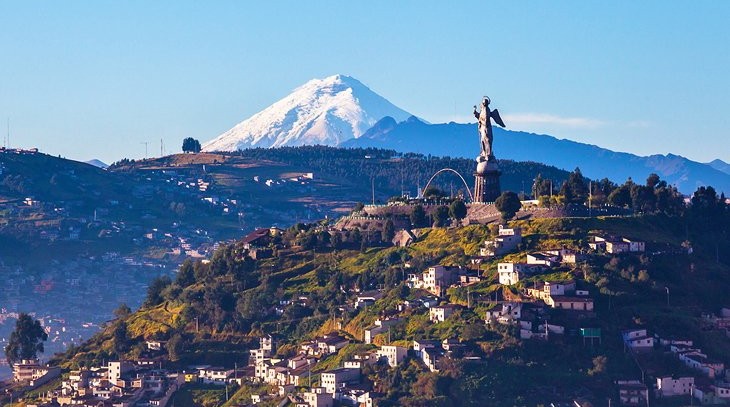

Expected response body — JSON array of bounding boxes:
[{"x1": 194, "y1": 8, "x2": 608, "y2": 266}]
[
  {"x1": 413, "y1": 339, "x2": 441, "y2": 359},
  {"x1": 678, "y1": 351, "x2": 725, "y2": 378},
  {"x1": 301, "y1": 388, "x2": 334, "y2": 407},
  {"x1": 392, "y1": 229, "x2": 416, "y2": 247},
  {"x1": 545, "y1": 296, "x2": 594, "y2": 311},
  {"x1": 497, "y1": 262, "x2": 541, "y2": 285},
  {"x1": 527, "y1": 251, "x2": 560, "y2": 267},
  {"x1": 429, "y1": 304, "x2": 460, "y2": 322},
  {"x1": 480, "y1": 225, "x2": 522, "y2": 257},
  {"x1": 377, "y1": 346, "x2": 407, "y2": 368},
  {"x1": 320, "y1": 368, "x2": 360, "y2": 394},
  {"x1": 485, "y1": 302, "x2": 522, "y2": 324},
  {"x1": 656, "y1": 376, "x2": 694, "y2": 397},
  {"x1": 622, "y1": 329, "x2": 655, "y2": 352},
  {"x1": 617, "y1": 380, "x2": 648, "y2": 406},
  {"x1": 422, "y1": 348, "x2": 441, "y2": 372}
]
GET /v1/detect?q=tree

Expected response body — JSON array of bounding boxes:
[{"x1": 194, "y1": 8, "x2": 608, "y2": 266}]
[
  {"x1": 560, "y1": 167, "x2": 588, "y2": 204},
  {"x1": 382, "y1": 219, "x2": 395, "y2": 243},
  {"x1": 352, "y1": 202, "x2": 365, "y2": 213},
  {"x1": 588, "y1": 355, "x2": 608, "y2": 376},
  {"x1": 113, "y1": 321, "x2": 130, "y2": 356},
  {"x1": 145, "y1": 276, "x2": 172, "y2": 307},
  {"x1": 176, "y1": 259, "x2": 196, "y2": 287},
  {"x1": 608, "y1": 184, "x2": 632, "y2": 208},
  {"x1": 449, "y1": 199, "x2": 468, "y2": 223},
  {"x1": 410, "y1": 205, "x2": 427, "y2": 228},
  {"x1": 182, "y1": 137, "x2": 201, "y2": 153},
  {"x1": 114, "y1": 304, "x2": 132, "y2": 319},
  {"x1": 331, "y1": 232, "x2": 343, "y2": 249},
  {"x1": 423, "y1": 186, "x2": 446, "y2": 199},
  {"x1": 646, "y1": 173, "x2": 661, "y2": 189},
  {"x1": 167, "y1": 333, "x2": 183, "y2": 362},
  {"x1": 432, "y1": 206, "x2": 450, "y2": 227},
  {"x1": 5, "y1": 313, "x2": 48, "y2": 365},
  {"x1": 495, "y1": 191, "x2": 521, "y2": 223}
]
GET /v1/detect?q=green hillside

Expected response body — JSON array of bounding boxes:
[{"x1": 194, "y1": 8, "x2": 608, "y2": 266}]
[{"x1": 49, "y1": 204, "x2": 730, "y2": 406}]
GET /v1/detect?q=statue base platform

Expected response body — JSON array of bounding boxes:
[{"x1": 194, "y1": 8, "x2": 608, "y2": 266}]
[{"x1": 474, "y1": 159, "x2": 501, "y2": 203}]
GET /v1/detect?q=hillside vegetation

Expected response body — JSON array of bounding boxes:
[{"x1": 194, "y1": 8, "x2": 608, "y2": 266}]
[{"x1": 51, "y1": 187, "x2": 730, "y2": 405}]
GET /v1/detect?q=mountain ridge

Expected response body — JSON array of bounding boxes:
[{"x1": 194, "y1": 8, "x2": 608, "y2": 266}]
[
  {"x1": 344, "y1": 116, "x2": 730, "y2": 194},
  {"x1": 201, "y1": 75, "x2": 729, "y2": 194}
]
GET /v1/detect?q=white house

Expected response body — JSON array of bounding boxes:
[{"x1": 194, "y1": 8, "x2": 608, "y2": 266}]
[
  {"x1": 484, "y1": 302, "x2": 522, "y2": 324},
  {"x1": 656, "y1": 376, "x2": 694, "y2": 397},
  {"x1": 497, "y1": 262, "x2": 540, "y2": 285},
  {"x1": 301, "y1": 387, "x2": 334, "y2": 407},
  {"x1": 617, "y1": 380, "x2": 648, "y2": 406},
  {"x1": 377, "y1": 346, "x2": 407, "y2": 367},
  {"x1": 363, "y1": 318, "x2": 400, "y2": 344},
  {"x1": 678, "y1": 351, "x2": 725, "y2": 378},
  {"x1": 429, "y1": 304, "x2": 460, "y2": 322},
  {"x1": 622, "y1": 329, "x2": 655, "y2": 352},
  {"x1": 545, "y1": 296, "x2": 594, "y2": 311},
  {"x1": 526, "y1": 251, "x2": 560, "y2": 267},
  {"x1": 422, "y1": 348, "x2": 441, "y2": 372},
  {"x1": 526, "y1": 280, "x2": 576, "y2": 301},
  {"x1": 480, "y1": 225, "x2": 522, "y2": 257},
  {"x1": 320, "y1": 368, "x2": 360, "y2": 394}
]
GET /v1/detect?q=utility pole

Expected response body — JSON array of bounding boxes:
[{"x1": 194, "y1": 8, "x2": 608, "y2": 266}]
[
  {"x1": 589, "y1": 181, "x2": 592, "y2": 217},
  {"x1": 141, "y1": 141, "x2": 150, "y2": 159},
  {"x1": 160, "y1": 138, "x2": 164, "y2": 157},
  {"x1": 371, "y1": 176, "x2": 375, "y2": 205}
]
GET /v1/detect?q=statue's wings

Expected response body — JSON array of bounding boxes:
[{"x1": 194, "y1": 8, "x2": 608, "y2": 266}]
[{"x1": 491, "y1": 109, "x2": 506, "y2": 127}]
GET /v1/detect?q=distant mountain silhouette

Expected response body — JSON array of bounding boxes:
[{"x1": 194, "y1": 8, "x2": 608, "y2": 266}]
[
  {"x1": 343, "y1": 116, "x2": 730, "y2": 194},
  {"x1": 708, "y1": 159, "x2": 730, "y2": 175}
]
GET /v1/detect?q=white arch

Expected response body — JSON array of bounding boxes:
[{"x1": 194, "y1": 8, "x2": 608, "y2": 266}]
[{"x1": 423, "y1": 168, "x2": 474, "y2": 201}]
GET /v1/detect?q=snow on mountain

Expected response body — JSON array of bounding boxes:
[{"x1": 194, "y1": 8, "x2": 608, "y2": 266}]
[{"x1": 203, "y1": 75, "x2": 413, "y2": 151}]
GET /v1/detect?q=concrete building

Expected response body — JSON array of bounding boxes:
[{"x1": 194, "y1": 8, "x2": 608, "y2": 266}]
[
  {"x1": 429, "y1": 304, "x2": 460, "y2": 322},
  {"x1": 656, "y1": 376, "x2": 694, "y2": 397},
  {"x1": 377, "y1": 346, "x2": 407, "y2": 367},
  {"x1": 480, "y1": 225, "x2": 522, "y2": 257},
  {"x1": 320, "y1": 368, "x2": 360, "y2": 394}
]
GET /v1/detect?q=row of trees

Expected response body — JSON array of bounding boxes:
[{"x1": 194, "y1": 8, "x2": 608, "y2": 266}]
[
  {"x1": 534, "y1": 168, "x2": 685, "y2": 215},
  {"x1": 407, "y1": 200, "x2": 467, "y2": 228}
]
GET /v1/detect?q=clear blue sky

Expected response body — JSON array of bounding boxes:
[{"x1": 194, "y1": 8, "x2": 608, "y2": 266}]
[{"x1": 1, "y1": 1, "x2": 729, "y2": 164}]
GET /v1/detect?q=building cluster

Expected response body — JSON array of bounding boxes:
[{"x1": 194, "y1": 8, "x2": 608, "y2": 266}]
[
  {"x1": 12, "y1": 359, "x2": 184, "y2": 407},
  {"x1": 243, "y1": 334, "x2": 404, "y2": 406},
  {"x1": 406, "y1": 265, "x2": 481, "y2": 297},
  {"x1": 619, "y1": 327, "x2": 730, "y2": 405},
  {"x1": 588, "y1": 235, "x2": 645, "y2": 254}
]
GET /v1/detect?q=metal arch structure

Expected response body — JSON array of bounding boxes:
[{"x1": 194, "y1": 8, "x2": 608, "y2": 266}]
[{"x1": 422, "y1": 168, "x2": 474, "y2": 201}]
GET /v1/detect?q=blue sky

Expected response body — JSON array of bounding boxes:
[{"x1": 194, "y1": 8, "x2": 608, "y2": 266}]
[{"x1": 1, "y1": 1, "x2": 729, "y2": 164}]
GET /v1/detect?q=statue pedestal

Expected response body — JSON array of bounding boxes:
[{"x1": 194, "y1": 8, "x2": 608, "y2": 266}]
[{"x1": 474, "y1": 157, "x2": 501, "y2": 203}]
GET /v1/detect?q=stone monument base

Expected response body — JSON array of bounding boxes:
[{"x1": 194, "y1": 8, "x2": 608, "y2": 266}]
[{"x1": 474, "y1": 157, "x2": 501, "y2": 203}]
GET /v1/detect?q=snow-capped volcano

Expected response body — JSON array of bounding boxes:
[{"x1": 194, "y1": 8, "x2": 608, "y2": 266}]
[{"x1": 202, "y1": 75, "x2": 413, "y2": 151}]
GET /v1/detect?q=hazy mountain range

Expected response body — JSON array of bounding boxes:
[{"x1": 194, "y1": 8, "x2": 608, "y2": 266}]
[{"x1": 203, "y1": 75, "x2": 730, "y2": 194}]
